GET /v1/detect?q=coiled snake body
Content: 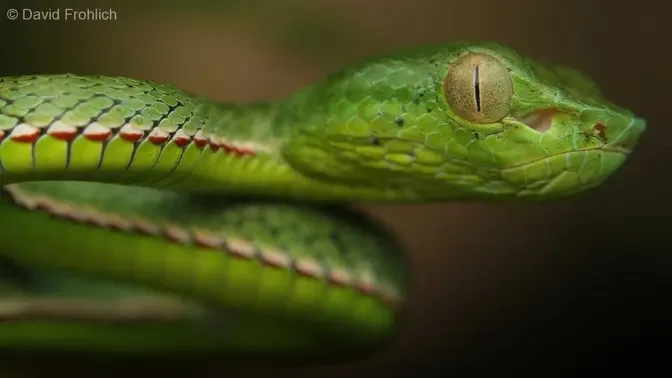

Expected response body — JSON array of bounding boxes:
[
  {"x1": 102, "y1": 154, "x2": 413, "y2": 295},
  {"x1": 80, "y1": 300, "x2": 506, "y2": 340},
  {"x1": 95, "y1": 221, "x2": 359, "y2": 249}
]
[{"x1": 0, "y1": 42, "x2": 645, "y2": 358}]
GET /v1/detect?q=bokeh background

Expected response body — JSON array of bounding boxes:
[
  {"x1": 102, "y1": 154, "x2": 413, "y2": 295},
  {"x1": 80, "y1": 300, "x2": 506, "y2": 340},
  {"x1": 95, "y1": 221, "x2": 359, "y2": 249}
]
[{"x1": 0, "y1": 0, "x2": 669, "y2": 376}]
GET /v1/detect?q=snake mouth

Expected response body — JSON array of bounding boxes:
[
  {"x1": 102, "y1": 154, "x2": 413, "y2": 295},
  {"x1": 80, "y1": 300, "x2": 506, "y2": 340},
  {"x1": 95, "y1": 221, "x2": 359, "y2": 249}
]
[
  {"x1": 502, "y1": 146, "x2": 626, "y2": 171},
  {"x1": 600, "y1": 146, "x2": 632, "y2": 155}
]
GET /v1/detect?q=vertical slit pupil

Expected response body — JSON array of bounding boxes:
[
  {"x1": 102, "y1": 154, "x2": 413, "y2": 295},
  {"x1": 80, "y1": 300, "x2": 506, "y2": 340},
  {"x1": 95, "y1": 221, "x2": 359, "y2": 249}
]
[{"x1": 473, "y1": 64, "x2": 481, "y2": 112}]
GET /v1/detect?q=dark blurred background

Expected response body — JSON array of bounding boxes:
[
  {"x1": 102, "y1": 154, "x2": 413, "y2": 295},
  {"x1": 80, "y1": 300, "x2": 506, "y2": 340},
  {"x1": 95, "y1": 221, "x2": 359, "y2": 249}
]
[{"x1": 0, "y1": 0, "x2": 669, "y2": 376}]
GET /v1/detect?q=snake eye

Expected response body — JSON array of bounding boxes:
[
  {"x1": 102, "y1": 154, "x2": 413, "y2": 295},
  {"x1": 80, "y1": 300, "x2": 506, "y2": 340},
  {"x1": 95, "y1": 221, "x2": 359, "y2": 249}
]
[{"x1": 444, "y1": 53, "x2": 513, "y2": 124}]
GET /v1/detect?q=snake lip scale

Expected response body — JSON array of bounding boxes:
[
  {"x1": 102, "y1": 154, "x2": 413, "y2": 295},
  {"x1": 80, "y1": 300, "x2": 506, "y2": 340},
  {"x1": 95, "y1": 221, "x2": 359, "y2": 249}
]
[{"x1": 0, "y1": 41, "x2": 645, "y2": 357}]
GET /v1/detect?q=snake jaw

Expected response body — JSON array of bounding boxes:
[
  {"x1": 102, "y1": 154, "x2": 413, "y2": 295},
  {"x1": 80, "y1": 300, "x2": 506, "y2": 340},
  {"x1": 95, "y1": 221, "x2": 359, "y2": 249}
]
[{"x1": 482, "y1": 106, "x2": 646, "y2": 198}]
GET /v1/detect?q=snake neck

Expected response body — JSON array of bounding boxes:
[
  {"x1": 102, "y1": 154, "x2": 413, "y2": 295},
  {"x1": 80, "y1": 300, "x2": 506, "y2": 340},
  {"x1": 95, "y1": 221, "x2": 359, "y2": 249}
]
[
  {"x1": 173, "y1": 101, "x2": 402, "y2": 201},
  {"x1": 0, "y1": 75, "x2": 408, "y2": 202}
]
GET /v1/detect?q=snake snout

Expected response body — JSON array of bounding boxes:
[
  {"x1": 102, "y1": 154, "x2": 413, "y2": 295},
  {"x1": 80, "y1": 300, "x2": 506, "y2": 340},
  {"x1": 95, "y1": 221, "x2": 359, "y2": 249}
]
[{"x1": 602, "y1": 116, "x2": 646, "y2": 154}]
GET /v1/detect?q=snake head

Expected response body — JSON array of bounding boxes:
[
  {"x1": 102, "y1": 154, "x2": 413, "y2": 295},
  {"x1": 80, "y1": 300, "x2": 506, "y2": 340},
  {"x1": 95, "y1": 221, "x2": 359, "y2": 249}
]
[{"x1": 282, "y1": 42, "x2": 646, "y2": 201}]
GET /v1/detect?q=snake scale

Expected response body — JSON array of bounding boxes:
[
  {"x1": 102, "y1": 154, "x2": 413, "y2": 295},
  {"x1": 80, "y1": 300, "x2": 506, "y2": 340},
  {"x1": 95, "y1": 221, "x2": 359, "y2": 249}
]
[{"x1": 0, "y1": 42, "x2": 645, "y2": 359}]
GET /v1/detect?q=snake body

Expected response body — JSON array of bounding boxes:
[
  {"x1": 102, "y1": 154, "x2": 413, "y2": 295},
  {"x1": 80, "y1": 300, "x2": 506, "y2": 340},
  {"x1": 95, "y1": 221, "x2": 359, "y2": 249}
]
[{"x1": 0, "y1": 42, "x2": 645, "y2": 358}]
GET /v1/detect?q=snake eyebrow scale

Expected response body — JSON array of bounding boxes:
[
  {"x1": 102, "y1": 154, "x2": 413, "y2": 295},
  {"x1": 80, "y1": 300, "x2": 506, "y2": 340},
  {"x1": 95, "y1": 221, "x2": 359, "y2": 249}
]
[{"x1": 0, "y1": 41, "x2": 645, "y2": 359}]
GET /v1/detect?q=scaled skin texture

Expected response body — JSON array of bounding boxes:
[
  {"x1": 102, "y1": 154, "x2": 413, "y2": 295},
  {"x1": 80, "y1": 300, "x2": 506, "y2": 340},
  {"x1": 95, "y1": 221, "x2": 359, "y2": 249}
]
[
  {"x1": 281, "y1": 42, "x2": 645, "y2": 200},
  {"x1": 0, "y1": 42, "x2": 645, "y2": 357}
]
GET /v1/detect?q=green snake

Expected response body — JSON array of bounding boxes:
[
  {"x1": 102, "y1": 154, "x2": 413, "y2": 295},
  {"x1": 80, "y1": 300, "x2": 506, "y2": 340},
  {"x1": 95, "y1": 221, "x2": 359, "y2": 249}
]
[{"x1": 0, "y1": 42, "x2": 645, "y2": 359}]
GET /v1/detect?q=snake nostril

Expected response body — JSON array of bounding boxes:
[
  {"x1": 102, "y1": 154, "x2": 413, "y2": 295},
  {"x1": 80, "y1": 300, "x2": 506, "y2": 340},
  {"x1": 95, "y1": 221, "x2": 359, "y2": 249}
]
[
  {"x1": 593, "y1": 122, "x2": 608, "y2": 142},
  {"x1": 593, "y1": 122, "x2": 607, "y2": 143}
]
